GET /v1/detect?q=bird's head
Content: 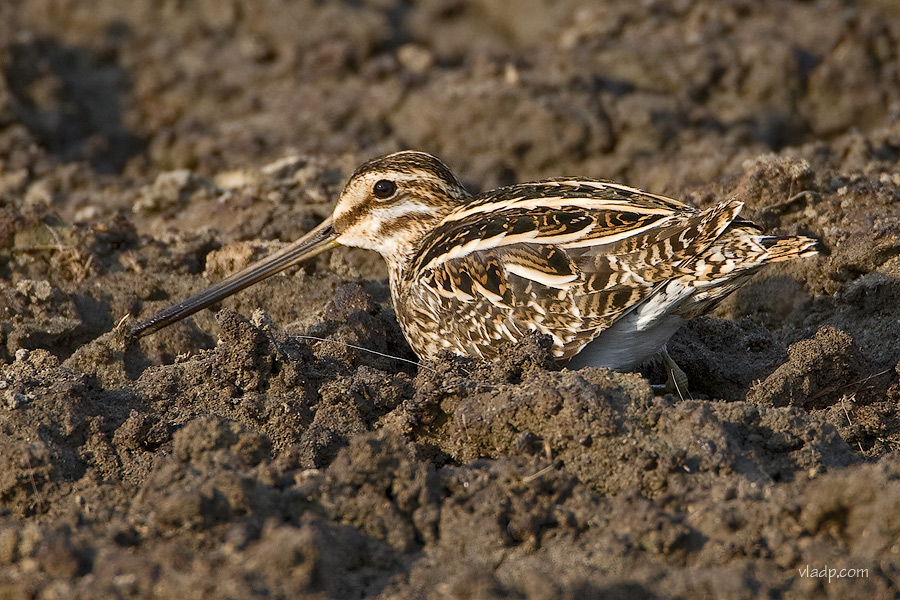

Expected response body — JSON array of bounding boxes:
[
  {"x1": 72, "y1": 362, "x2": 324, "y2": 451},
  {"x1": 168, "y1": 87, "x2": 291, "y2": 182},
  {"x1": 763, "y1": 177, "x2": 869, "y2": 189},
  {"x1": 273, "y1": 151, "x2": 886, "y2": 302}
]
[
  {"x1": 331, "y1": 151, "x2": 470, "y2": 261},
  {"x1": 128, "y1": 151, "x2": 469, "y2": 338}
]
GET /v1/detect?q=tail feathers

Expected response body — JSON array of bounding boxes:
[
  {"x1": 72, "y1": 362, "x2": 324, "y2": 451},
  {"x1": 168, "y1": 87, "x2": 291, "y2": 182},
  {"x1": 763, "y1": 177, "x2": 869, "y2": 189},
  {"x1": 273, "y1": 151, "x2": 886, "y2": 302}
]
[{"x1": 760, "y1": 235, "x2": 823, "y2": 262}]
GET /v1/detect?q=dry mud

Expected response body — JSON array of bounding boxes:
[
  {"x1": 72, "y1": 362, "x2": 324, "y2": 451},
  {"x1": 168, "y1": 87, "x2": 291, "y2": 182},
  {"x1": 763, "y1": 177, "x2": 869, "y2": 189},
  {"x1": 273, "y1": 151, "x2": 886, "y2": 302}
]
[{"x1": 2, "y1": 1, "x2": 900, "y2": 598}]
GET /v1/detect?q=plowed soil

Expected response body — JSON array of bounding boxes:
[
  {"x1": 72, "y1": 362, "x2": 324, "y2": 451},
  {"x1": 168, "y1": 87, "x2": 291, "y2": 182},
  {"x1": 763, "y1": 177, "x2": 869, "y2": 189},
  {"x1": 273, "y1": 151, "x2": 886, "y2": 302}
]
[{"x1": 2, "y1": 1, "x2": 900, "y2": 598}]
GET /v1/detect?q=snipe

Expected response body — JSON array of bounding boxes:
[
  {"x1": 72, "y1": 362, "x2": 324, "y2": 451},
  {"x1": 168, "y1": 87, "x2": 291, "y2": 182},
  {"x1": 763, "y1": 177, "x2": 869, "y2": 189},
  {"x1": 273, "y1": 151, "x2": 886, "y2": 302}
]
[{"x1": 130, "y1": 151, "x2": 819, "y2": 391}]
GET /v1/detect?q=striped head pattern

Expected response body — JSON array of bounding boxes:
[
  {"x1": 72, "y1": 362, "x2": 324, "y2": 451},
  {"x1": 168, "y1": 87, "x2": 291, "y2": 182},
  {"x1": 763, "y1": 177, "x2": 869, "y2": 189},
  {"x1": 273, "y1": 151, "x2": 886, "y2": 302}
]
[{"x1": 333, "y1": 151, "x2": 471, "y2": 265}]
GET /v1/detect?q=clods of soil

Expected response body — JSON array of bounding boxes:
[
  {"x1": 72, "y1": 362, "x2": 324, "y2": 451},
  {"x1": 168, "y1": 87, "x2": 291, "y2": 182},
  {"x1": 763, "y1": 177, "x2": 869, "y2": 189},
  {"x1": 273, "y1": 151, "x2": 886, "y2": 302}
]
[{"x1": 2, "y1": 1, "x2": 900, "y2": 598}]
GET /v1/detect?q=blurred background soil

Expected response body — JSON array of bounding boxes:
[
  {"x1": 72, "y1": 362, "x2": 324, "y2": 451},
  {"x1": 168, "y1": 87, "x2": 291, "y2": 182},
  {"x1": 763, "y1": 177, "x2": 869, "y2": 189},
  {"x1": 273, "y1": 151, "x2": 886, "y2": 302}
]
[{"x1": 2, "y1": 0, "x2": 900, "y2": 598}]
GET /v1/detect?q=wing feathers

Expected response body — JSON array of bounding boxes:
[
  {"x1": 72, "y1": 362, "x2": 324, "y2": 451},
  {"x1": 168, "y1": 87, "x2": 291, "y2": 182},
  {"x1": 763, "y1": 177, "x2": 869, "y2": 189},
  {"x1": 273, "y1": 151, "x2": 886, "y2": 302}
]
[{"x1": 410, "y1": 180, "x2": 753, "y2": 360}]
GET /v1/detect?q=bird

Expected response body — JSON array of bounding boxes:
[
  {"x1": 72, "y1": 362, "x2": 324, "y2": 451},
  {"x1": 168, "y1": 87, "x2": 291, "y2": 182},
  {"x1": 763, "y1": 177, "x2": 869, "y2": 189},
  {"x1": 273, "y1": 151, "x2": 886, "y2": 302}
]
[{"x1": 129, "y1": 151, "x2": 820, "y2": 392}]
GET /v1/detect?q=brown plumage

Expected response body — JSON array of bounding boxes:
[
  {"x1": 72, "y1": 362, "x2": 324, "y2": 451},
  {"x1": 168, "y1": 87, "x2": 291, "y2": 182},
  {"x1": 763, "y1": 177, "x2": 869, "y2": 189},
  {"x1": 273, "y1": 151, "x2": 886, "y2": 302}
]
[{"x1": 131, "y1": 151, "x2": 820, "y2": 383}]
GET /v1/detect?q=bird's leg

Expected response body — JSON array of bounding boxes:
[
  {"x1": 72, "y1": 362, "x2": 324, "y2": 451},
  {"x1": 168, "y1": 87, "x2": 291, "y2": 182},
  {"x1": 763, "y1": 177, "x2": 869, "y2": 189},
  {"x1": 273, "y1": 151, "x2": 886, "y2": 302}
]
[{"x1": 651, "y1": 345, "x2": 689, "y2": 399}]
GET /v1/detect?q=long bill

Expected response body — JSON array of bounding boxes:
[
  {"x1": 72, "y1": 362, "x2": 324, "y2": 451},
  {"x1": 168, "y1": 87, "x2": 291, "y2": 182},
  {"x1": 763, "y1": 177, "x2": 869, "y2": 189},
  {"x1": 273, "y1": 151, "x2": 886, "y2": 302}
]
[{"x1": 128, "y1": 216, "x2": 339, "y2": 339}]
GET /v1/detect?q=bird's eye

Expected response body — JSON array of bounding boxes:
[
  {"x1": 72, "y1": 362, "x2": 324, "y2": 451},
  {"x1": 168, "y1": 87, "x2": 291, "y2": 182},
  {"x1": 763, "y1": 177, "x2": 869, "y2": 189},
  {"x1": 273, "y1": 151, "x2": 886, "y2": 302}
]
[{"x1": 373, "y1": 179, "x2": 397, "y2": 199}]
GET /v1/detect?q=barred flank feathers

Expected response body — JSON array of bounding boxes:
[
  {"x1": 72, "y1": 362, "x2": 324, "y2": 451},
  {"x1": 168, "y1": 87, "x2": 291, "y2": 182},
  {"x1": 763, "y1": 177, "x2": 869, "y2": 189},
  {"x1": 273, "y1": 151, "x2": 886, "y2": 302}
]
[{"x1": 760, "y1": 236, "x2": 822, "y2": 261}]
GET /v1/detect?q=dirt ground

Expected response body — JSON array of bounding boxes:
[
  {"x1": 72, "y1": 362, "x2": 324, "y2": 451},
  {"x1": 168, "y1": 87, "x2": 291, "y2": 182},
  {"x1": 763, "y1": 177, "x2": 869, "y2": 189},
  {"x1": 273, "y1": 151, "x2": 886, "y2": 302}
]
[{"x1": 2, "y1": 1, "x2": 900, "y2": 598}]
